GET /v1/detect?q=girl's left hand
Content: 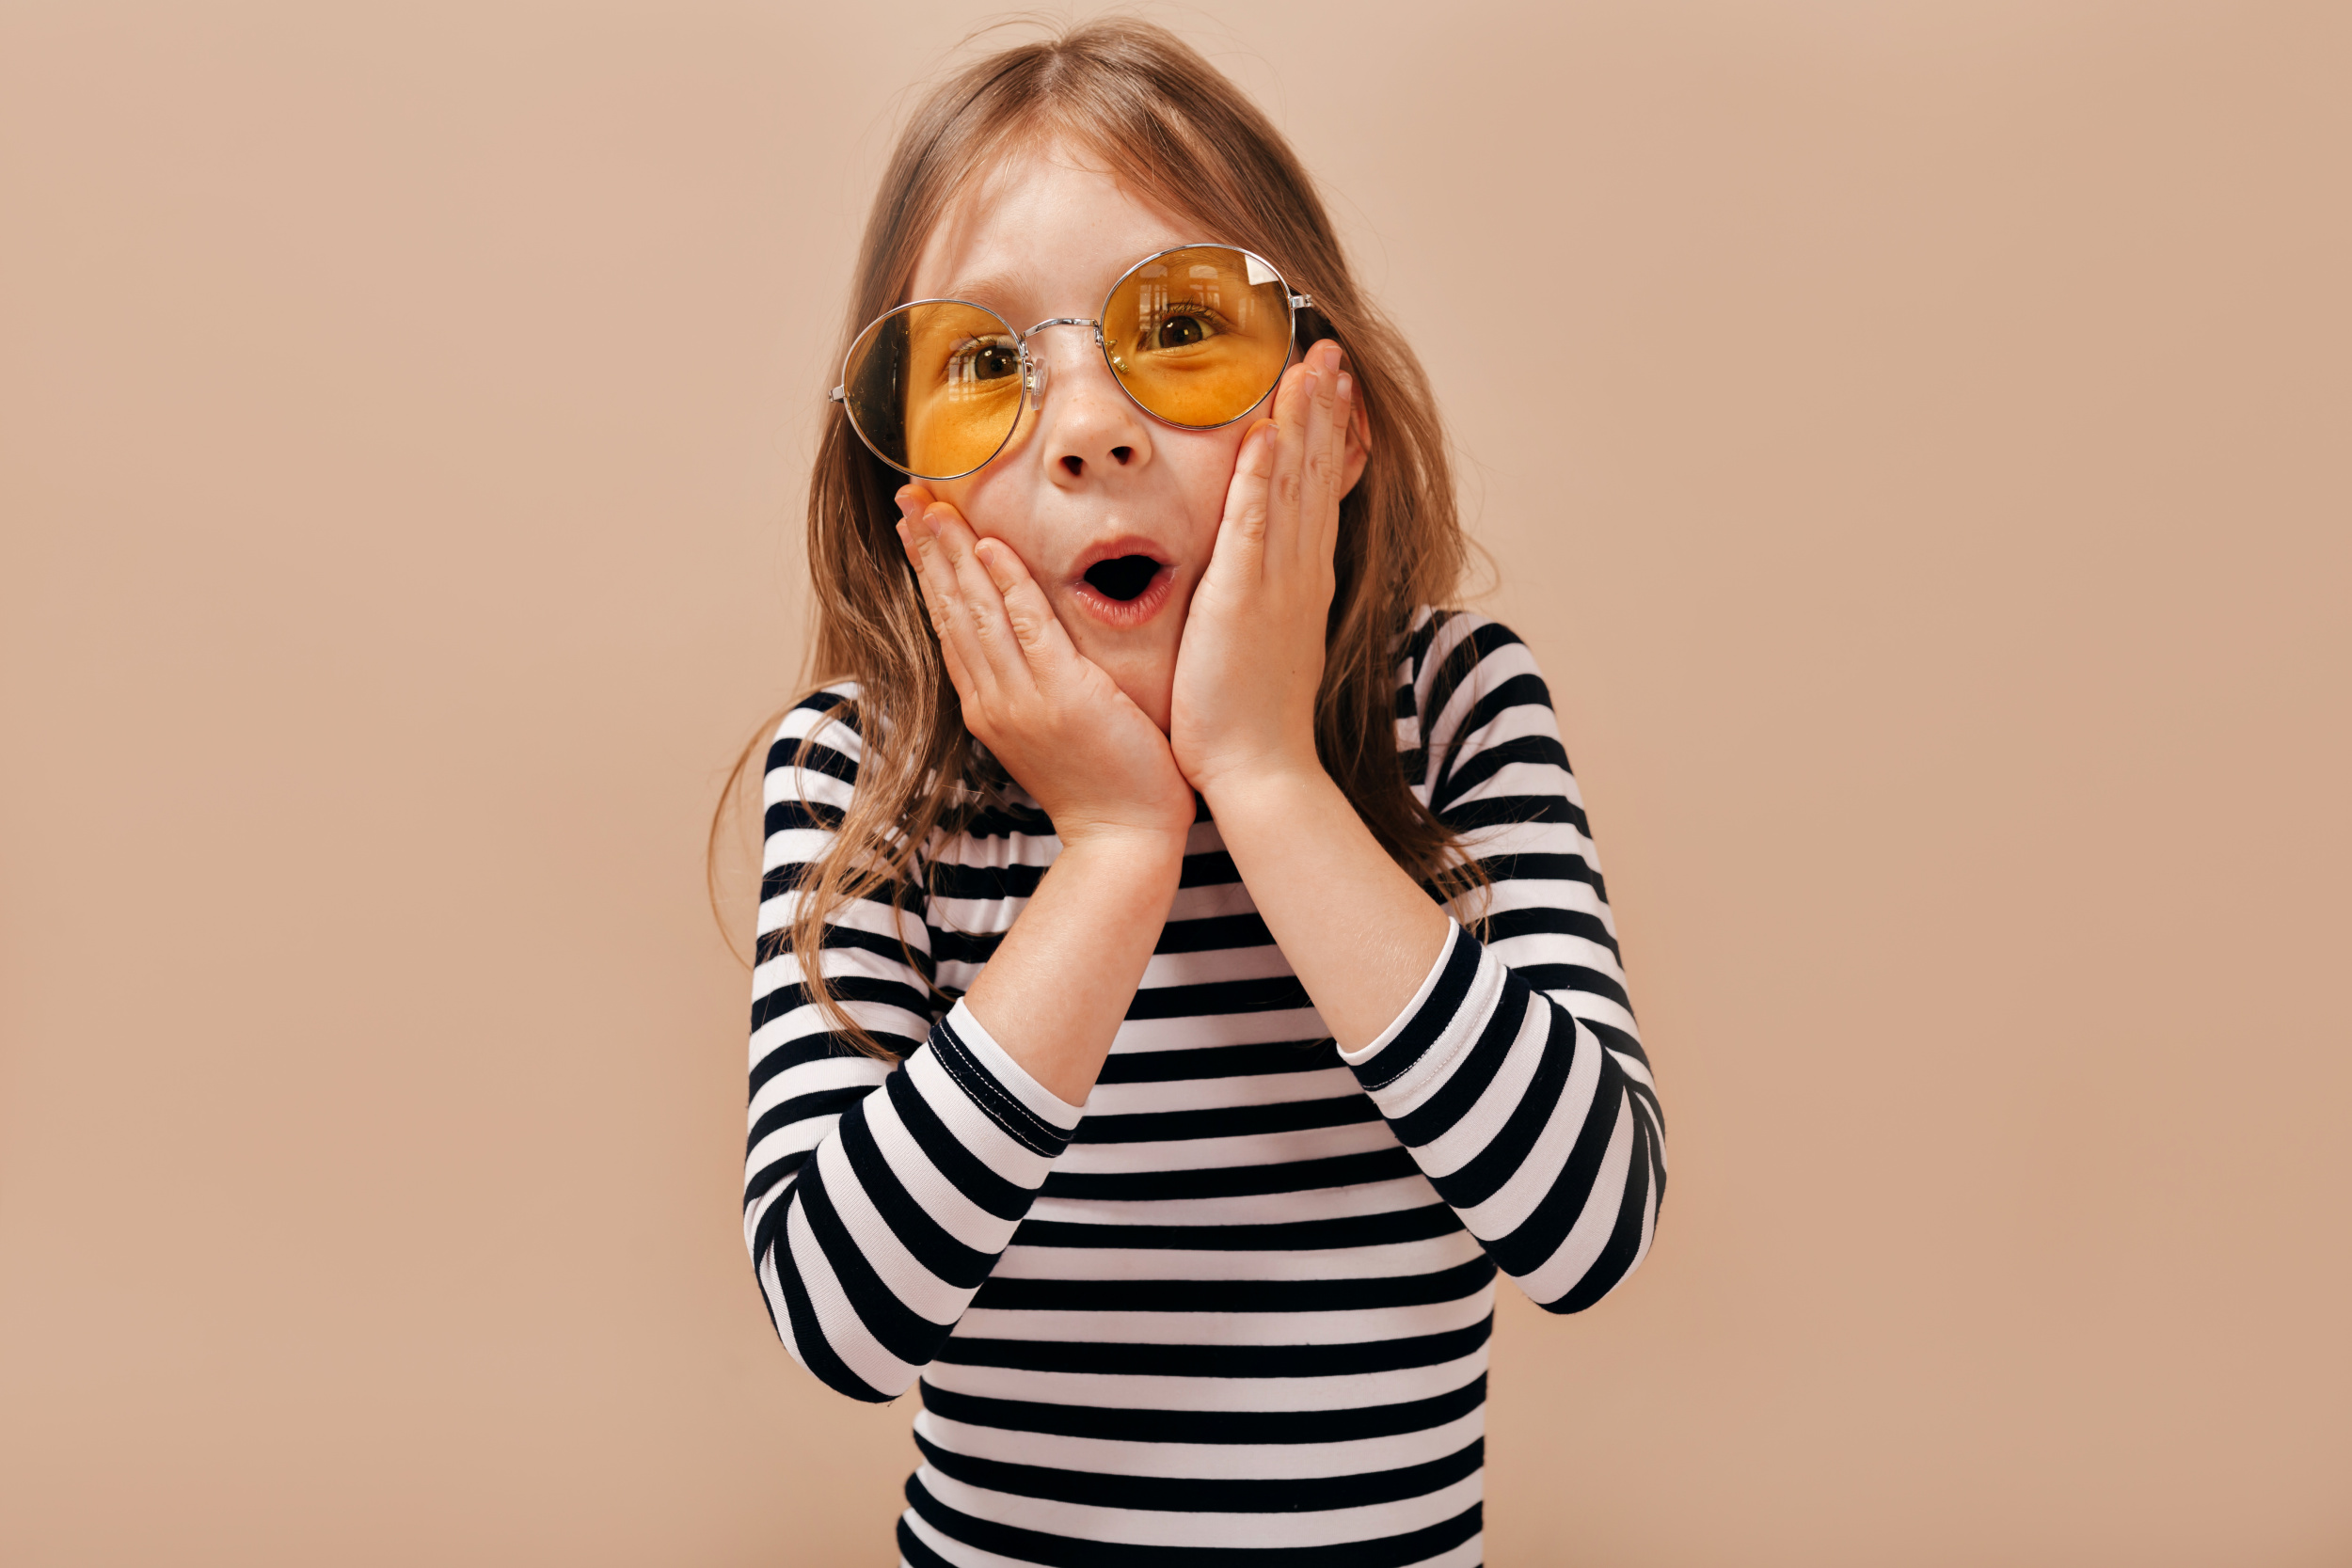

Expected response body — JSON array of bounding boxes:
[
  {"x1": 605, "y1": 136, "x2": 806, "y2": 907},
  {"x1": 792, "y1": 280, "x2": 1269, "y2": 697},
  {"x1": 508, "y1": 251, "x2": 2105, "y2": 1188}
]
[{"x1": 1168, "y1": 339, "x2": 1361, "y2": 797}]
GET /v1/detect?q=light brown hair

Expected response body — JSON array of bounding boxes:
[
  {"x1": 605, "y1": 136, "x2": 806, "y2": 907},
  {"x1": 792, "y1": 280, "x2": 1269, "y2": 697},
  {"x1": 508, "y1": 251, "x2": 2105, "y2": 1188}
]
[{"x1": 716, "y1": 17, "x2": 1479, "y2": 1058}]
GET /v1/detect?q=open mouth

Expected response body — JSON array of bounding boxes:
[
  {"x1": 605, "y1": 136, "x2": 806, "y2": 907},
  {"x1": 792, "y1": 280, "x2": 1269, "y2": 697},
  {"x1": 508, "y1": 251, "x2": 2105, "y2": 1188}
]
[
  {"x1": 1082, "y1": 554, "x2": 1162, "y2": 602},
  {"x1": 1071, "y1": 546, "x2": 1175, "y2": 627}
]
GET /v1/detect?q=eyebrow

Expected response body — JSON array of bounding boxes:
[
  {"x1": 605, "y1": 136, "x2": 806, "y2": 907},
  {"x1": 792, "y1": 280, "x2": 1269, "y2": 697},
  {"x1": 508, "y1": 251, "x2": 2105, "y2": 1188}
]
[{"x1": 928, "y1": 269, "x2": 1041, "y2": 321}]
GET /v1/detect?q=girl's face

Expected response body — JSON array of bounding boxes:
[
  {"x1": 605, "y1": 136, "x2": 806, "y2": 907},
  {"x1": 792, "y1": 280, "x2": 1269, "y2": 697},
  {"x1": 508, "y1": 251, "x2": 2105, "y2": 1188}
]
[{"x1": 907, "y1": 146, "x2": 1360, "y2": 733}]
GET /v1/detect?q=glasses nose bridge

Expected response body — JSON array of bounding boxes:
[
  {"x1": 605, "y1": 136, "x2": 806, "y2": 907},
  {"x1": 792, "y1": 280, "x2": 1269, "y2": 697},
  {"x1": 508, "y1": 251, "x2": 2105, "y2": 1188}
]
[{"x1": 1015, "y1": 316, "x2": 1104, "y2": 399}]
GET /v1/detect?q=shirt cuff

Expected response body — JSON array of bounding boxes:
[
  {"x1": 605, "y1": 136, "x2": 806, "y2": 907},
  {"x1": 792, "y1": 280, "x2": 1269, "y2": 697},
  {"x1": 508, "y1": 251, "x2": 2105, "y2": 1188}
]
[
  {"x1": 932, "y1": 999, "x2": 1087, "y2": 1154},
  {"x1": 1339, "y1": 918, "x2": 1470, "y2": 1089}
]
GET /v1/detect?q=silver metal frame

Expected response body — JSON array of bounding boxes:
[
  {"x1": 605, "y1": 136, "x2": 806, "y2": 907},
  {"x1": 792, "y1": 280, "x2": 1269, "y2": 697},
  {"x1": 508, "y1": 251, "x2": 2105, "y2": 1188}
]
[{"x1": 828, "y1": 243, "x2": 1314, "y2": 482}]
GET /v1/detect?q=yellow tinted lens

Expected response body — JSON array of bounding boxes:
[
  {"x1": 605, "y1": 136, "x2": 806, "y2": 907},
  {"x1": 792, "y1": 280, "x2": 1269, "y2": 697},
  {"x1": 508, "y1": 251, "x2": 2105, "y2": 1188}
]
[
  {"x1": 842, "y1": 301, "x2": 1024, "y2": 478},
  {"x1": 1103, "y1": 247, "x2": 1293, "y2": 428}
]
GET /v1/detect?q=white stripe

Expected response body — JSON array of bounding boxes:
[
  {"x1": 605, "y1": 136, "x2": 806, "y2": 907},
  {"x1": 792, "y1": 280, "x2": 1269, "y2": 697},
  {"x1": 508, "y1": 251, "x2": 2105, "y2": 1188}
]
[
  {"x1": 913, "y1": 1466, "x2": 1483, "y2": 1548},
  {"x1": 1021, "y1": 1178, "x2": 1441, "y2": 1229},
  {"x1": 1051, "y1": 1119, "x2": 1394, "y2": 1175},
  {"x1": 1081, "y1": 1064, "x2": 1359, "y2": 1117},
  {"x1": 957, "y1": 1285, "x2": 1495, "y2": 1347},
  {"x1": 922, "y1": 1345, "x2": 1487, "y2": 1412}
]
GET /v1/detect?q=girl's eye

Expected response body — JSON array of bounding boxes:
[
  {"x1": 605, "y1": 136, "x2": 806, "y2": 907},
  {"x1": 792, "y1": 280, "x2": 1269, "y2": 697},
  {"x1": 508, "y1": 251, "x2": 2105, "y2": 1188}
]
[
  {"x1": 952, "y1": 338, "x2": 1020, "y2": 383},
  {"x1": 1152, "y1": 312, "x2": 1215, "y2": 350}
]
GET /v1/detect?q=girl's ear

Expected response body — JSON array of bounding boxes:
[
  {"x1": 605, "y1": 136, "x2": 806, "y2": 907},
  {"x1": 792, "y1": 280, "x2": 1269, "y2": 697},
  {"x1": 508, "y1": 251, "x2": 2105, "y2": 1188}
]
[{"x1": 1339, "y1": 396, "x2": 1372, "y2": 499}]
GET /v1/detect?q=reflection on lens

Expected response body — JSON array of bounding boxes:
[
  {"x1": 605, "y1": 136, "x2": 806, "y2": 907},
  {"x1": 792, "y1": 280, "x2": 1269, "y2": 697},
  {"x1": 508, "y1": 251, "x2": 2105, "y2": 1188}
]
[
  {"x1": 1103, "y1": 247, "x2": 1293, "y2": 428},
  {"x1": 842, "y1": 300, "x2": 1024, "y2": 479}
]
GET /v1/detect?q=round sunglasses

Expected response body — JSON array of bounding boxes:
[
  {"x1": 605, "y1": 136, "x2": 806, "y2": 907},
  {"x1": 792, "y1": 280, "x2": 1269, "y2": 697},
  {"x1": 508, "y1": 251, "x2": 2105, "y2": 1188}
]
[{"x1": 828, "y1": 243, "x2": 1313, "y2": 482}]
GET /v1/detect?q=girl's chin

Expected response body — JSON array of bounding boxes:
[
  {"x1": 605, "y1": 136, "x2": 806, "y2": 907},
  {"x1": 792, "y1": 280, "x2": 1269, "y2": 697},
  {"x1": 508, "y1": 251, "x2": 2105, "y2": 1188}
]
[{"x1": 1069, "y1": 639, "x2": 1176, "y2": 727}]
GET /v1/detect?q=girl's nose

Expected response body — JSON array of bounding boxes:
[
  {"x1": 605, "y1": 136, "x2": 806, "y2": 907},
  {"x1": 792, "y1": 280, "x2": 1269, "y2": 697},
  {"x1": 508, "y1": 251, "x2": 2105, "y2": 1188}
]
[{"x1": 1033, "y1": 333, "x2": 1151, "y2": 483}]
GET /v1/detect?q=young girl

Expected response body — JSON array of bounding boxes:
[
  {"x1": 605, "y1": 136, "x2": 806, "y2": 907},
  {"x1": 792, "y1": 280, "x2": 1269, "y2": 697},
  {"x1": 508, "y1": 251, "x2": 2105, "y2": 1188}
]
[{"x1": 739, "y1": 21, "x2": 1664, "y2": 1566}]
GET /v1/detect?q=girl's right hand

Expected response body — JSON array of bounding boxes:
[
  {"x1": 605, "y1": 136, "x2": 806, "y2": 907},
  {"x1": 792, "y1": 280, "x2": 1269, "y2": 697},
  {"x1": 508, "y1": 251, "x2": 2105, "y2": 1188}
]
[{"x1": 895, "y1": 487, "x2": 1198, "y2": 853}]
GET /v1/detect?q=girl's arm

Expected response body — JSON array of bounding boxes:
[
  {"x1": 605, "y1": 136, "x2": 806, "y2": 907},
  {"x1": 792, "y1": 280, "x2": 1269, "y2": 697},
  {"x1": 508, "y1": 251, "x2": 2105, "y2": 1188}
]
[
  {"x1": 744, "y1": 667, "x2": 1181, "y2": 1401},
  {"x1": 893, "y1": 491, "x2": 1199, "y2": 1104},
  {"x1": 1172, "y1": 345, "x2": 1667, "y2": 1311}
]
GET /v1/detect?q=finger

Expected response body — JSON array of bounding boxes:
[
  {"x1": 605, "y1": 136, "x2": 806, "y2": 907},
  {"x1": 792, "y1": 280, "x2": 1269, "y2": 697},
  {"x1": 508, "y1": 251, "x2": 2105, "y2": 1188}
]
[
  {"x1": 1296, "y1": 341, "x2": 1348, "y2": 565},
  {"x1": 902, "y1": 504, "x2": 993, "y2": 704},
  {"x1": 973, "y1": 535, "x2": 1082, "y2": 678},
  {"x1": 1315, "y1": 368, "x2": 1355, "y2": 564},
  {"x1": 1213, "y1": 418, "x2": 1281, "y2": 582},
  {"x1": 929, "y1": 505, "x2": 1036, "y2": 696},
  {"x1": 1264, "y1": 356, "x2": 1324, "y2": 557}
]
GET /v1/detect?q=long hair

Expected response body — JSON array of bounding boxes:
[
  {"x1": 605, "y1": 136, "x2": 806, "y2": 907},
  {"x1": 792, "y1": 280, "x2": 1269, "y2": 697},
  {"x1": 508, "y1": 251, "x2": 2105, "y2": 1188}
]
[{"x1": 713, "y1": 17, "x2": 1479, "y2": 1059}]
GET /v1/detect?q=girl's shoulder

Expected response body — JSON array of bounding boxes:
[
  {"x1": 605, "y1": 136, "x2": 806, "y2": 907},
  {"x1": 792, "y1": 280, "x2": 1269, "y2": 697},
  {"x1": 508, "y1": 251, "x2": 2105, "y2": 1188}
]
[
  {"x1": 1394, "y1": 606, "x2": 1556, "y2": 739},
  {"x1": 764, "y1": 680, "x2": 868, "y2": 792}
]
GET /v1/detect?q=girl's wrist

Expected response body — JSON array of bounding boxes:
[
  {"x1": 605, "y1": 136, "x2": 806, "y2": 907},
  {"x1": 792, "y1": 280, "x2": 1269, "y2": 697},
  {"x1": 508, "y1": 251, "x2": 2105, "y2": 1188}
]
[
  {"x1": 1053, "y1": 818, "x2": 1194, "y2": 873},
  {"x1": 1196, "y1": 754, "x2": 1340, "y2": 827}
]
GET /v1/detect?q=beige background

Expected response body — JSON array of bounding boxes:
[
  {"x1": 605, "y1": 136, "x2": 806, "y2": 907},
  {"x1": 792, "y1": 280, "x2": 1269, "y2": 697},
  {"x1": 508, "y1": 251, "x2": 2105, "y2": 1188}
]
[{"x1": 3, "y1": 2, "x2": 2347, "y2": 1563}]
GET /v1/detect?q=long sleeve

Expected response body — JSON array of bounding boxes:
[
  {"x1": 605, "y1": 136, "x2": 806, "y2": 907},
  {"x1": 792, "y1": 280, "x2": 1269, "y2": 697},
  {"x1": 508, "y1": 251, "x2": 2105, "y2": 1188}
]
[
  {"x1": 1338, "y1": 611, "x2": 1667, "y2": 1313},
  {"x1": 742, "y1": 689, "x2": 1084, "y2": 1402}
]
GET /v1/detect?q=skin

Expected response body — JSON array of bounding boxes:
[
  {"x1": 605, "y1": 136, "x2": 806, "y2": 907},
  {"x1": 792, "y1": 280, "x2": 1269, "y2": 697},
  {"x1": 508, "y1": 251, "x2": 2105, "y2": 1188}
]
[{"x1": 893, "y1": 146, "x2": 1451, "y2": 1103}]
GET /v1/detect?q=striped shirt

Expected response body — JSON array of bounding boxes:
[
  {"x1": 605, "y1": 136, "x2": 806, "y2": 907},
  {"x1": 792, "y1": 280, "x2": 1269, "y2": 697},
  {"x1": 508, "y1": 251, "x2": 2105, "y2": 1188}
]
[{"x1": 744, "y1": 609, "x2": 1666, "y2": 1567}]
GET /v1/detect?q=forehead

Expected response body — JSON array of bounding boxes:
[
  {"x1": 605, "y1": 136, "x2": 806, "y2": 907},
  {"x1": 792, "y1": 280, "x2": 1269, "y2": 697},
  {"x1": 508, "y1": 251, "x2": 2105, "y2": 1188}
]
[{"x1": 907, "y1": 145, "x2": 1197, "y2": 321}]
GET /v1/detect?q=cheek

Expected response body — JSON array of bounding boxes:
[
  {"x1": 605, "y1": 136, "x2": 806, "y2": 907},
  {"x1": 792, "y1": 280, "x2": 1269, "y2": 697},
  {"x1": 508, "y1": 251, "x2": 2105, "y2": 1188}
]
[
  {"x1": 935, "y1": 467, "x2": 1040, "y2": 558},
  {"x1": 1157, "y1": 425, "x2": 1253, "y2": 530}
]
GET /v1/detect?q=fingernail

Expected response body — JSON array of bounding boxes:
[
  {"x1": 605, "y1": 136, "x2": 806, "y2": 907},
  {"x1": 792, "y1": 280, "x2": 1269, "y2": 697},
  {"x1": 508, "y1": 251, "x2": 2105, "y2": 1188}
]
[
  {"x1": 923, "y1": 504, "x2": 948, "y2": 534},
  {"x1": 1336, "y1": 372, "x2": 1354, "y2": 402}
]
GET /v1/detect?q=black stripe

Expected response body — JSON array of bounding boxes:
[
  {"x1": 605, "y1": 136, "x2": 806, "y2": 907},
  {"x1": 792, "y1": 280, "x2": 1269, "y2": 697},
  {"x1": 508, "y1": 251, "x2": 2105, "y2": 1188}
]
[
  {"x1": 919, "y1": 1372, "x2": 1486, "y2": 1445},
  {"x1": 1153, "y1": 911, "x2": 1278, "y2": 954},
  {"x1": 927, "y1": 859, "x2": 1047, "y2": 904},
  {"x1": 749, "y1": 971, "x2": 930, "y2": 1036},
  {"x1": 1484, "y1": 903, "x2": 1619, "y2": 958},
  {"x1": 1095, "y1": 1039, "x2": 1342, "y2": 1085},
  {"x1": 1127, "y1": 974, "x2": 1312, "y2": 1021},
  {"x1": 1072, "y1": 1093, "x2": 1376, "y2": 1145},
  {"x1": 1514, "y1": 961, "x2": 1633, "y2": 1012},
  {"x1": 907, "y1": 1477, "x2": 1483, "y2": 1568},
  {"x1": 745, "y1": 1085, "x2": 867, "y2": 1156},
  {"x1": 1178, "y1": 850, "x2": 1243, "y2": 888},
  {"x1": 1438, "y1": 787, "x2": 1588, "y2": 837},
  {"x1": 1470, "y1": 850, "x2": 1603, "y2": 892},
  {"x1": 1039, "y1": 1147, "x2": 1418, "y2": 1202},
  {"x1": 748, "y1": 1030, "x2": 914, "y2": 1103},
  {"x1": 929, "y1": 926, "x2": 1005, "y2": 969},
  {"x1": 741, "y1": 1151, "x2": 806, "y2": 1218},
  {"x1": 968, "y1": 1257, "x2": 1494, "y2": 1315},
  {"x1": 914, "y1": 1430, "x2": 1483, "y2": 1513}
]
